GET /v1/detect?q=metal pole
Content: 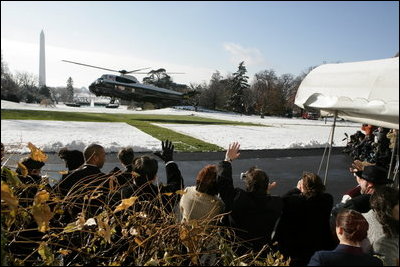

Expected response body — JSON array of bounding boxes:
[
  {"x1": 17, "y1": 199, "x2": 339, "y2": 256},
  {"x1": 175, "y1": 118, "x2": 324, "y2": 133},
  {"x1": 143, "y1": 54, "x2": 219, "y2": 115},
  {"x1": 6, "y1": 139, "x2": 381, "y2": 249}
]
[
  {"x1": 387, "y1": 130, "x2": 397, "y2": 180},
  {"x1": 318, "y1": 127, "x2": 331, "y2": 175},
  {"x1": 324, "y1": 111, "x2": 338, "y2": 186}
]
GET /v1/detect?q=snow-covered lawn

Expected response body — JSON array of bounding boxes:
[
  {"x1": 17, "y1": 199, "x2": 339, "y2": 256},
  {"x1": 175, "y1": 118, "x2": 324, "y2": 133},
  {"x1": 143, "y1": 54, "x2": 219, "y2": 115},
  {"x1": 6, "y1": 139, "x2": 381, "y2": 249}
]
[
  {"x1": 154, "y1": 123, "x2": 357, "y2": 150},
  {"x1": 1, "y1": 120, "x2": 161, "y2": 153},
  {"x1": 1, "y1": 100, "x2": 361, "y2": 153}
]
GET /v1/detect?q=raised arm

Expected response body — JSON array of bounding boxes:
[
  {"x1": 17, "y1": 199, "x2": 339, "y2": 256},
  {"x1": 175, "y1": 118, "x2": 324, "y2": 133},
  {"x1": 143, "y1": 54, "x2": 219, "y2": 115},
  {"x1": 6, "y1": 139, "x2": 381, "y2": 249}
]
[
  {"x1": 154, "y1": 140, "x2": 184, "y2": 192},
  {"x1": 217, "y1": 142, "x2": 240, "y2": 211}
]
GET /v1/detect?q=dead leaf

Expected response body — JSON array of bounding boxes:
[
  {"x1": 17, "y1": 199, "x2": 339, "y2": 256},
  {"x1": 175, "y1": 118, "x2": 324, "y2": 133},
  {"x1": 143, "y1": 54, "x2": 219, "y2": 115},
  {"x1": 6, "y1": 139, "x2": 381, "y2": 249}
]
[
  {"x1": 28, "y1": 142, "x2": 48, "y2": 162},
  {"x1": 175, "y1": 189, "x2": 186, "y2": 195},
  {"x1": 131, "y1": 171, "x2": 140, "y2": 178},
  {"x1": 62, "y1": 213, "x2": 85, "y2": 233},
  {"x1": 97, "y1": 214, "x2": 112, "y2": 243},
  {"x1": 34, "y1": 190, "x2": 50, "y2": 205},
  {"x1": 58, "y1": 249, "x2": 71, "y2": 256},
  {"x1": 134, "y1": 237, "x2": 143, "y2": 246},
  {"x1": 113, "y1": 196, "x2": 138, "y2": 213},
  {"x1": 17, "y1": 162, "x2": 28, "y2": 177},
  {"x1": 32, "y1": 204, "x2": 53, "y2": 232},
  {"x1": 108, "y1": 175, "x2": 117, "y2": 191},
  {"x1": 38, "y1": 242, "x2": 54, "y2": 265},
  {"x1": 162, "y1": 192, "x2": 173, "y2": 196},
  {"x1": 1, "y1": 181, "x2": 19, "y2": 211},
  {"x1": 1, "y1": 167, "x2": 22, "y2": 186}
]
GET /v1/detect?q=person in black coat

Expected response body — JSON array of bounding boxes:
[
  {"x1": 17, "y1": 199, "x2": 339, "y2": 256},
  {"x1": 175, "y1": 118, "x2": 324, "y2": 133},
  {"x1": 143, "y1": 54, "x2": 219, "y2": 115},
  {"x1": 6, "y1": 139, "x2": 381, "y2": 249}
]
[
  {"x1": 114, "y1": 146, "x2": 135, "y2": 186},
  {"x1": 53, "y1": 144, "x2": 107, "y2": 219},
  {"x1": 118, "y1": 140, "x2": 184, "y2": 213},
  {"x1": 308, "y1": 209, "x2": 383, "y2": 266},
  {"x1": 340, "y1": 165, "x2": 393, "y2": 213},
  {"x1": 54, "y1": 143, "x2": 106, "y2": 197},
  {"x1": 274, "y1": 172, "x2": 335, "y2": 266},
  {"x1": 15, "y1": 156, "x2": 46, "y2": 185},
  {"x1": 216, "y1": 142, "x2": 283, "y2": 255},
  {"x1": 58, "y1": 148, "x2": 85, "y2": 180}
]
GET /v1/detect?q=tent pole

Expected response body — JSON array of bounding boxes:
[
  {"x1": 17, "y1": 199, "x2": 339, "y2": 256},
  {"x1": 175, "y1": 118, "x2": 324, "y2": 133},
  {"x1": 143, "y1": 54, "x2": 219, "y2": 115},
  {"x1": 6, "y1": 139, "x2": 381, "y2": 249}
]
[
  {"x1": 387, "y1": 131, "x2": 396, "y2": 180},
  {"x1": 324, "y1": 111, "x2": 338, "y2": 185},
  {"x1": 318, "y1": 124, "x2": 333, "y2": 175}
]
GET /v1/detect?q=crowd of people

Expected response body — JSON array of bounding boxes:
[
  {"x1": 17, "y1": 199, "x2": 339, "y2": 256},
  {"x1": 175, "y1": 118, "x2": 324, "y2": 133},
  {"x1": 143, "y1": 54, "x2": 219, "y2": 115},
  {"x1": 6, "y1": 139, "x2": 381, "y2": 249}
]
[
  {"x1": 1, "y1": 139, "x2": 399, "y2": 266},
  {"x1": 343, "y1": 124, "x2": 398, "y2": 170}
]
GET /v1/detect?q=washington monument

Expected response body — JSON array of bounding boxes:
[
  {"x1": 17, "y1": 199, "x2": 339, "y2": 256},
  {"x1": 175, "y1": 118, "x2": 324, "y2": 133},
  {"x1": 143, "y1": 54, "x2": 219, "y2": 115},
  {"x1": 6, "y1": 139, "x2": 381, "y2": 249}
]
[{"x1": 39, "y1": 30, "x2": 46, "y2": 87}]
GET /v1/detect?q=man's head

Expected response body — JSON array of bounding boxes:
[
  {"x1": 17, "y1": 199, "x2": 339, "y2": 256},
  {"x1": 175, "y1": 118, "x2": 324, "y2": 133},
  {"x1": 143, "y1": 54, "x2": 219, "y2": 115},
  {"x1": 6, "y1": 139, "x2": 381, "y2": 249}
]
[
  {"x1": 18, "y1": 157, "x2": 45, "y2": 177},
  {"x1": 118, "y1": 147, "x2": 135, "y2": 167},
  {"x1": 83, "y1": 144, "x2": 106, "y2": 169},
  {"x1": 243, "y1": 167, "x2": 269, "y2": 194},
  {"x1": 355, "y1": 165, "x2": 391, "y2": 194},
  {"x1": 58, "y1": 148, "x2": 84, "y2": 171}
]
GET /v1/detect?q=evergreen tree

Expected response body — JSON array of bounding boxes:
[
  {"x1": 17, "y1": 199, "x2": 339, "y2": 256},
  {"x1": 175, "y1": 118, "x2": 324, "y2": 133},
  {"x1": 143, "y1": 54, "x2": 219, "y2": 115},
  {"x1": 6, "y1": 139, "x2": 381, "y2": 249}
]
[
  {"x1": 226, "y1": 61, "x2": 249, "y2": 113},
  {"x1": 143, "y1": 68, "x2": 187, "y2": 92},
  {"x1": 66, "y1": 77, "x2": 74, "y2": 102},
  {"x1": 39, "y1": 85, "x2": 51, "y2": 99}
]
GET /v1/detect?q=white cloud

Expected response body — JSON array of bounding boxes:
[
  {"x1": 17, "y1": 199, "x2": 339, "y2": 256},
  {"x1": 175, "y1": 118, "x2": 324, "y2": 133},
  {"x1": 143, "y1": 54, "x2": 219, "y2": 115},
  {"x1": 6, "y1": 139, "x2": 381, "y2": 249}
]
[{"x1": 223, "y1": 42, "x2": 266, "y2": 67}]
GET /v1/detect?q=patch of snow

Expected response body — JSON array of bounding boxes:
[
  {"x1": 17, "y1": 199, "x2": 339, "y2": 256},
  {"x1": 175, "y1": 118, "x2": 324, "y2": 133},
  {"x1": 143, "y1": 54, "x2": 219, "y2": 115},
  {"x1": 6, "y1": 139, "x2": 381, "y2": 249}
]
[
  {"x1": 1, "y1": 100, "x2": 362, "y2": 152},
  {"x1": 1, "y1": 120, "x2": 161, "y2": 153}
]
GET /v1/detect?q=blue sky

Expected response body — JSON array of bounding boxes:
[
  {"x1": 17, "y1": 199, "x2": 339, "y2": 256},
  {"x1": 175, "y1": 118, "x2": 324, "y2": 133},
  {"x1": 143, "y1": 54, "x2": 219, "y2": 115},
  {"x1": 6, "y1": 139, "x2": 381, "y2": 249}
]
[{"x1": 1, "y1": 1, "x2": 398, "y2": 88}]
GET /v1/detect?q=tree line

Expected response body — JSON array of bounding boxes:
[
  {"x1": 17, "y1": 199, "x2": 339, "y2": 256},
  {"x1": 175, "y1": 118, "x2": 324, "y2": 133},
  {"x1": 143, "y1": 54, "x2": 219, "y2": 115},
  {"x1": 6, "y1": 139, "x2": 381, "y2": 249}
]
[
  {"x1": 1, "y1": 52, "x2": 315, "y2": 116},
  {"x1": 187, "y1": 61, "x2": 315, "y2": 117}
]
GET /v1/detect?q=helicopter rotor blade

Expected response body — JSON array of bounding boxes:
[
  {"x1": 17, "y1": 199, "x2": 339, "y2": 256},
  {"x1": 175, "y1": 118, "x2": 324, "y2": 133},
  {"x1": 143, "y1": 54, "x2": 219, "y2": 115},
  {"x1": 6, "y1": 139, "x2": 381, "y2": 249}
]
[
  {"x1": 62, "y1": 60, "x2": 120, "y2": 73},
  {"x1": 164, "y1": 72, "x2": 185, "y2": 74},
  {"x1": 132, "y1": 72, "x2": 186, "y2": 75},
  {"x1": 125, "y1": 67, "x2": 151, "y2": 74}
]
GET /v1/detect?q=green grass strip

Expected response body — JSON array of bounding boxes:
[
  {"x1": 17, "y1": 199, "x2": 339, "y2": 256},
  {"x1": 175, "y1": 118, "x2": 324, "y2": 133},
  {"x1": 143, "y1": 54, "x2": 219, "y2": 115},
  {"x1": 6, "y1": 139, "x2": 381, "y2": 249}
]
[{"x1": 1, "y1": 109, "x2": 265, "y2": 152}]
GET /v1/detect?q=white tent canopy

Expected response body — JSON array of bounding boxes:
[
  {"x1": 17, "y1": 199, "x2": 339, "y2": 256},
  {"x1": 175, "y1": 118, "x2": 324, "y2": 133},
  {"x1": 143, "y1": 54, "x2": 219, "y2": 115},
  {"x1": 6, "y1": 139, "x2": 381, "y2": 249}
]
[{"x1": 295, "y1": 57, "x2": 399, "y2": 129}]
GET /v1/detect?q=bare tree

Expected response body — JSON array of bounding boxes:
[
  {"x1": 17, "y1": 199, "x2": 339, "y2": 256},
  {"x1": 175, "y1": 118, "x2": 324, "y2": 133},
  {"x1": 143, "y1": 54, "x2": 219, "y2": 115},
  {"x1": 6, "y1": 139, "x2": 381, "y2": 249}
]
[
  {"x1": 252, "y1": 69, "x2": 284, "y2": 115},
  {"x1": 15, "y1": 71, "x2": 39, "y2": 103}
]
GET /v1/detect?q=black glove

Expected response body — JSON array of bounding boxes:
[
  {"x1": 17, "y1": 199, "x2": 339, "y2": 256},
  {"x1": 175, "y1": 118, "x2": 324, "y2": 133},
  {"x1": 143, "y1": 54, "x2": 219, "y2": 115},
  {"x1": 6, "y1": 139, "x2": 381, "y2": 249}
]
[
  {"x1": 154, "y1": 140, "x2": 174, "y2": 163},
  {"x1": 109, "y1": 166, "x2": 121, "y2": 174}
]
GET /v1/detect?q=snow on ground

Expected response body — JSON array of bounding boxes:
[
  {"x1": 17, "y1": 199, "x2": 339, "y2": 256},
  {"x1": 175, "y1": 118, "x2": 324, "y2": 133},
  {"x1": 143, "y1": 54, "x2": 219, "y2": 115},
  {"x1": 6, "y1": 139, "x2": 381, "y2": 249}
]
[
  {"x1": 1, "y1": 120, "x2": 160, "y2": 153},
  {"x1": 1, "y1": 100, "x2": 361, "y2": 153},
  {"x1": 154, "y1": 123, "x2": 357, "y2": 150}
]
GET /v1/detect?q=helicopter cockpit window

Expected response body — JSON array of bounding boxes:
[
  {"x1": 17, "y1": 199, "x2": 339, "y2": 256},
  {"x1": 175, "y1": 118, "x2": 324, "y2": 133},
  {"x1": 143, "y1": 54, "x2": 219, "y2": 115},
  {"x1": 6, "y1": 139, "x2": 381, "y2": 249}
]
[
  {"x1": 101, "y1": 75, "x2": 115, "y2": 81},
  {"x1": 116, "y1": 76, "x2": 135, "y2": 84}
]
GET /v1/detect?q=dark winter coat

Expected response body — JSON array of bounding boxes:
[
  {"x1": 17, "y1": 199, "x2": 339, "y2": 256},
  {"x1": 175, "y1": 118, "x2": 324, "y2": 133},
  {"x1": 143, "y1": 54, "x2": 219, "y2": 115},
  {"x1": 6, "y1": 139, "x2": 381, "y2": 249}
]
[
  {"x1": 118, "y1": 161, "x2": 184, "y2": 213},
  {"x1": 216, "y1": 161, "x2": 283, "y2": 253},
  {"x1": 342, "y1": 194, "x2": 371, "y2": 213},
  {"x1": 308, "y1": 244, "x2": 383, "y2": 266},
  {"x1": 54, "y1": 164, "x2": 105, "y2": 197},
  {"x1": 274, "y1": 188, "x2": 335, "y2": 266}
]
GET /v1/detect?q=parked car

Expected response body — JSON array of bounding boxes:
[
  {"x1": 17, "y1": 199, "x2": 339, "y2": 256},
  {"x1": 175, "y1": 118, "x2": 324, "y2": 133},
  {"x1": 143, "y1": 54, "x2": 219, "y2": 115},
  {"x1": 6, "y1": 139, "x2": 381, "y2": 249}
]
[{"x1": 302, "y1": 112, "x2": 319, "y2": 120}]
